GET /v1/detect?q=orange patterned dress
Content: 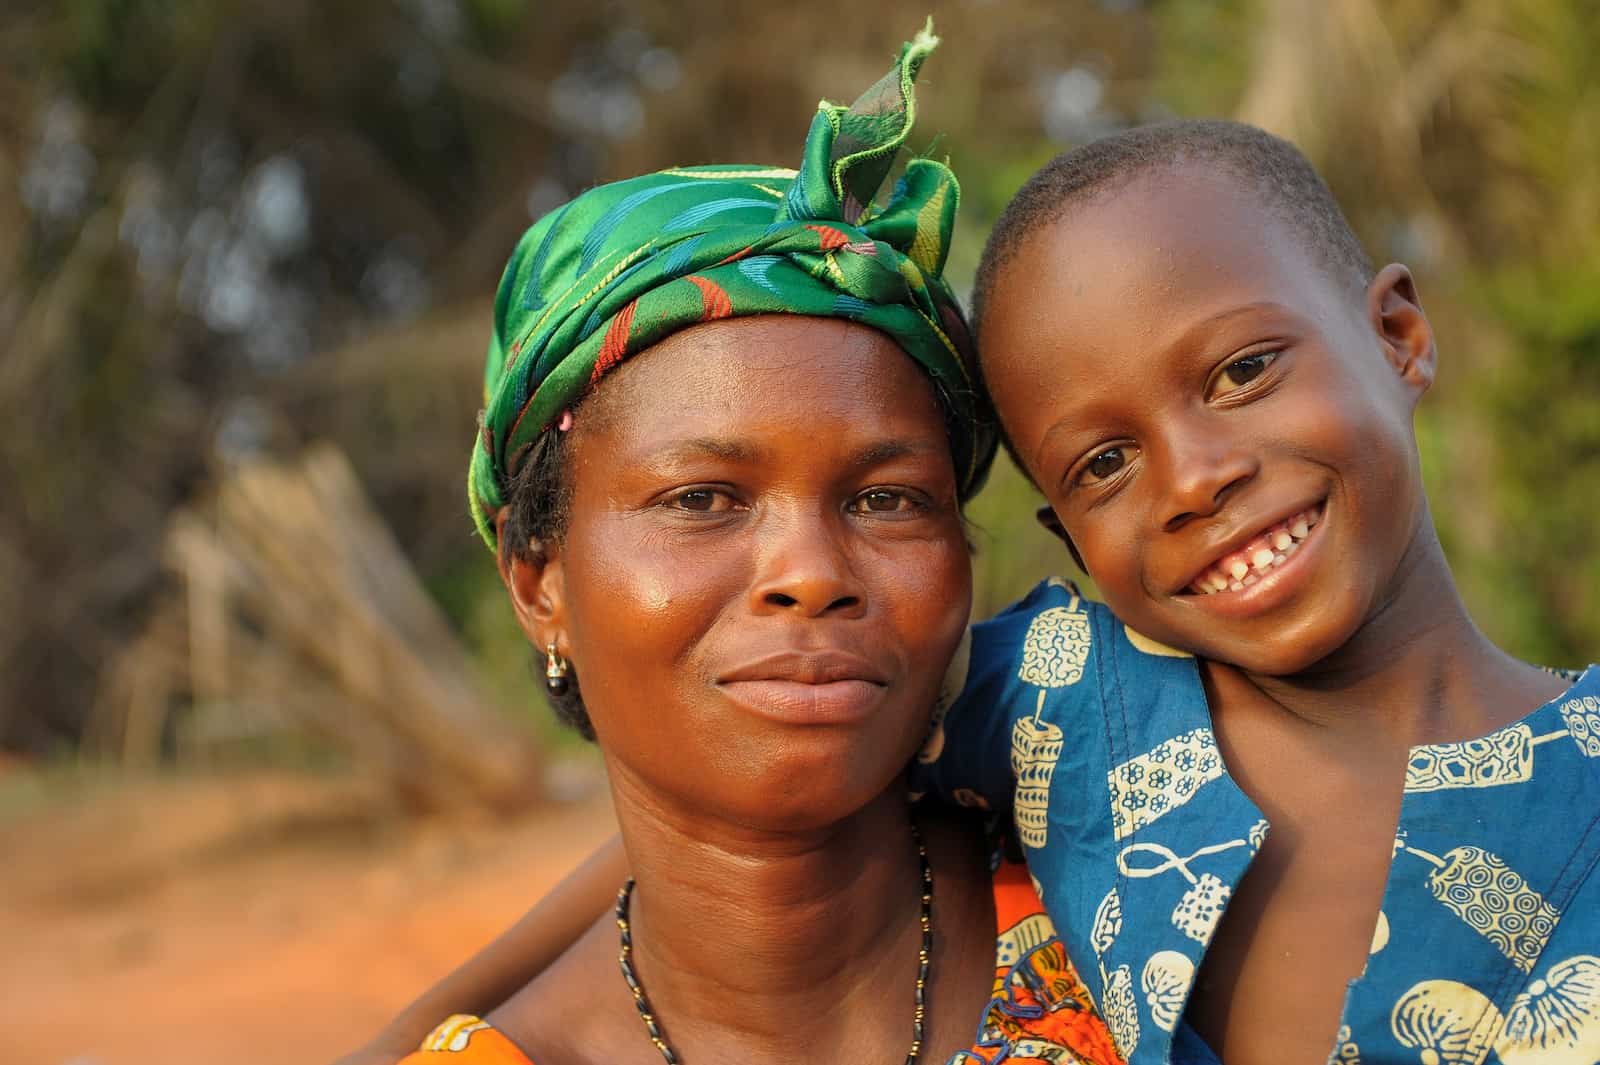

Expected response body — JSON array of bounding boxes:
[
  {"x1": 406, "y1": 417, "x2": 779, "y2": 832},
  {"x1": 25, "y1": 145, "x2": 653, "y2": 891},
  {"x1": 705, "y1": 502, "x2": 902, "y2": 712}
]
[{"x1": 401, "y1": 859, "x2": 1124, "y2": 1065}]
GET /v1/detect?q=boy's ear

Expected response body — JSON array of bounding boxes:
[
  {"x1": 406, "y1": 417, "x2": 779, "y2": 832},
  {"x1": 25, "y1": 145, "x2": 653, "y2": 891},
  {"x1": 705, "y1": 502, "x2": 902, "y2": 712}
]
[
  {"x1": 1035, "y1": 504, "x2": 1089, "y2": 575},
  {"x1": 494, "y1": 509, "x2": 568, "y2": 657},
  {"x1": 1367, "y1": 263, "x2": 1436, "y2": 402}
]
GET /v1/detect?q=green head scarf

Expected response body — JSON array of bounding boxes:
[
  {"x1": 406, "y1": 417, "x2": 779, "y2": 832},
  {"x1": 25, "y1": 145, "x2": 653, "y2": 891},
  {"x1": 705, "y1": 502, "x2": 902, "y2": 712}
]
[{"x1": 470, "y1": 24, "x2": 997, "y2": 549}]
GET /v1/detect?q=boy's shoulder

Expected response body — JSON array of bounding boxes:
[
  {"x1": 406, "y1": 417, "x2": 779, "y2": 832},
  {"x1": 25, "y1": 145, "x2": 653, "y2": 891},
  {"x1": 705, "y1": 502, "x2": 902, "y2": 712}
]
[
  {"x1": 973, "y1": 576, "x2": 1107, "y2": 661},
  {"x1": 971, "y1": 576, "x2": 1200, "y2": 694},
  {"x1": 965, "y1": 577, "x2": 1214, "y2": 761},
  {"x1": 1552, "y1": 663, "x2": 1600, "y2": 744}
]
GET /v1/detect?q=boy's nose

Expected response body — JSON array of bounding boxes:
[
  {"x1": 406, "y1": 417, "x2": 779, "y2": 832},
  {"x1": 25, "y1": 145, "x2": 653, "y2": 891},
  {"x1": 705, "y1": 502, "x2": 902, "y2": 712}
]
[{"x1": 1157, "y1": 435, "x2": 1258, "y2": 532}]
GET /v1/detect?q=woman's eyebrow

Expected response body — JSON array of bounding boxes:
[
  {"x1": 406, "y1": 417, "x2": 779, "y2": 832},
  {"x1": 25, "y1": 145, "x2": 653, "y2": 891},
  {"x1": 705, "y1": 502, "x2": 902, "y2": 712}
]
[
  {"x1": 647, "y1": 438, "x2": 763, "y2": 464},
  {"x1": 635, "y1": 438, "x2": 939, "y2": 472}
]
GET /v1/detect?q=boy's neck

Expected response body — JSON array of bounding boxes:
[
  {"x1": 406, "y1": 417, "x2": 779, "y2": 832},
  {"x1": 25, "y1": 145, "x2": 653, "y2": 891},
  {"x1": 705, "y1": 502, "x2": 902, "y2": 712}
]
[
  {"x1": 1221, "y1": 519, "x2": 1567, "y2": 749},
  {"x1": 602, "y1": 773, "x2": 938, "y2": 1063}
]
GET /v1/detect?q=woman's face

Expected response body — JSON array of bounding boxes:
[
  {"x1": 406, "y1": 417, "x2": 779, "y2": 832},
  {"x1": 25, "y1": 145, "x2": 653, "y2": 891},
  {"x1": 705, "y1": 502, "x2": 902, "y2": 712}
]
[{"x1": 508, "y1": 316, "x2": 971, "y2": 832}]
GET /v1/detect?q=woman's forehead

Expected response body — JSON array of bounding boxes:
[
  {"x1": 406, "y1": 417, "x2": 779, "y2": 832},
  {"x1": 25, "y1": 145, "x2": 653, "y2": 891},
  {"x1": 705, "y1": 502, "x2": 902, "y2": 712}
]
[{"x1": 567, "y1": 316, "x2": 949, "y2": 467}]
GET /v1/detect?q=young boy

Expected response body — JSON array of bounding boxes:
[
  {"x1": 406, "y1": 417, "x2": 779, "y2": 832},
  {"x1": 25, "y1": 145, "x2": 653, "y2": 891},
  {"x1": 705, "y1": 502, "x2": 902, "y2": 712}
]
[
  {"x1": 923, "y1": 120, "x2": 1598, "y2": 1065},
  {"x1": 342, "y1": 122, "x2": 1599, "y2": 1065}
]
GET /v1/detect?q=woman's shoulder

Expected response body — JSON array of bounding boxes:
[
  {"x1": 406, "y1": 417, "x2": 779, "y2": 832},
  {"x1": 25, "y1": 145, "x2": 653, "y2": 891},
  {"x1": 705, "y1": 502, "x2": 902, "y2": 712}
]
[
  {"x1": 481, "y1": 915, "x2": 632, "y2": 1065},
  {"x1": 398, "y1": 1016, "x2": 535, "y2": 1064},
  {"x1": 395, "y1": 917, "x2": 624, "y2": 1065},
  {"x1": 400, "y1": 953, "x2": 621, "y2": 1065}
]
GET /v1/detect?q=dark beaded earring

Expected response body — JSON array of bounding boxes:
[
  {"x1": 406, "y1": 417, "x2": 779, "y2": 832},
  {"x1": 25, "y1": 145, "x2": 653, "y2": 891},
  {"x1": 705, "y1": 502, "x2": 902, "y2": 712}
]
[{"x1": 545, "y1": 642, "x2": 571, "y2": 697}]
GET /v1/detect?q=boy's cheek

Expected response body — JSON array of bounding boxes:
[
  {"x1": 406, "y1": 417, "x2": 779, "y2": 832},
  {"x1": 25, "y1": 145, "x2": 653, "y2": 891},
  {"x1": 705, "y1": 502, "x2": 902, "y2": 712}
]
[{"x1": 1074, "y1": 535, "x2": 1154, "y2": 618}]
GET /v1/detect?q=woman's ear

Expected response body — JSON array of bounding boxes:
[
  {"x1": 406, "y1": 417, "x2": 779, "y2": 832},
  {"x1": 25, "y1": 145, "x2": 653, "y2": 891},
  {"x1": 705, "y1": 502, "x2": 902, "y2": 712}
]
[
  {"x1": 1035, "y1": 504, "x2": 1089, "y2": 575},
  {"x1": 1367, "y1": 263, "x2": 1437, "y2": 403},
  {"x1": 494, "y1": 508, "x2": 567, "y2": 654}
]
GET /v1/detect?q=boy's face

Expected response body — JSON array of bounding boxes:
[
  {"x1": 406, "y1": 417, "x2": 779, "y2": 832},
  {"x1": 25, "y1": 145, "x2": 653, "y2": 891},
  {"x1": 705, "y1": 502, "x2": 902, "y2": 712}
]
[{"x1": 979, "y1": 162, "x2": 1436, "y2": 675}]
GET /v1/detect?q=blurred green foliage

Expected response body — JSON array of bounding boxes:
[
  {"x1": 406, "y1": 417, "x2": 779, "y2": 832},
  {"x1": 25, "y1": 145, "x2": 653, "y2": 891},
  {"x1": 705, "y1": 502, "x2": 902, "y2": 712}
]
[
  {"x1": 1468, "y1": 265, "x2": 1600, "y2": 664},
  {"x1": 2, "y1": 0, "x2": 1596, "y2": 756}
]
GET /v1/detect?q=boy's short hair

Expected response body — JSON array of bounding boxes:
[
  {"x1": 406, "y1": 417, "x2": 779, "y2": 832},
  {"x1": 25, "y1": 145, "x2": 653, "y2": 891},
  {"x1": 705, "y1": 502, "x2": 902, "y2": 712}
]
[{"x1": 972, "y1": 119, "x2": 1375, "y2": 332}]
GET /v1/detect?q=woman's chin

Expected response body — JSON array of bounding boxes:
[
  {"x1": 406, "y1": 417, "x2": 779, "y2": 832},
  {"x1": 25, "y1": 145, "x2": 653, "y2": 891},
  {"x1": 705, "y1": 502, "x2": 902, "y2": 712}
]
[
  {"x1": 697, "y1": 756, "x2": 908, "y2": 833},
  {"x1": 605, "y1": 709, "x2": 927, "y2": 833},
  {"x1": 762, "y1": 773, "x2": 899, "y2": 826}
]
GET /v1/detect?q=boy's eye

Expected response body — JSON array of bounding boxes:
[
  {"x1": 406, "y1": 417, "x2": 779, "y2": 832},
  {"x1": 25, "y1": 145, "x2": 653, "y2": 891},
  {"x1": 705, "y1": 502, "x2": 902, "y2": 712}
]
[
  {"x1": 1082, "y1": 447, "x2": 1128, "y2": 484},
  {"x1": 1212, "y1": 351, "x2": 1279, "y2": 397}
]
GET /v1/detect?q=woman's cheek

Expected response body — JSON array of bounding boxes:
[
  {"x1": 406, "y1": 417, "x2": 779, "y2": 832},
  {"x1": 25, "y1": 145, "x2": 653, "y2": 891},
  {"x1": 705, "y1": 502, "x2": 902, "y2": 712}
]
[
  {"x1": 891, "y1": 537, "x2": 972, "y2": 674},
  {"x1": 562, "y1": 521, "x2": 732, "y2": 698}
]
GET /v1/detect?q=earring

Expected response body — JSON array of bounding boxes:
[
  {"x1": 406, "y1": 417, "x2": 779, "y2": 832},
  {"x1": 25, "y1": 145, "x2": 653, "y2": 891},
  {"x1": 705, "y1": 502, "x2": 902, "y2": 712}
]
[{"x1": 545, "y1": 642, "x2": 571, "y2": 697}]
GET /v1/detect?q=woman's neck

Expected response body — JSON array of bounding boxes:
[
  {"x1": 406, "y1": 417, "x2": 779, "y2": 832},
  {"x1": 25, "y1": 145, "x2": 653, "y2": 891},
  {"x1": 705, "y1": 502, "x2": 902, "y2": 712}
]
[{"x1": 605, "y1": 773, "x2": 935, "y2": 1063}]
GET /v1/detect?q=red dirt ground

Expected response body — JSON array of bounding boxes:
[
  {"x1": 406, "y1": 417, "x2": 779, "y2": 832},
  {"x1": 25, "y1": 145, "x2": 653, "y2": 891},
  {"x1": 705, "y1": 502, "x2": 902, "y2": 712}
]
[{"x1": 0, "y1": 768, "x2": 615, "y2": 1065}]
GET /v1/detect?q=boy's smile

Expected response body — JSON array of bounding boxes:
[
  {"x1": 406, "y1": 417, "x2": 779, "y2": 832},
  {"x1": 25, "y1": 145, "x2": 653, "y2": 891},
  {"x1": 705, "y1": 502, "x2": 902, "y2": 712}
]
[
  {"x1": 979, "y1": 161, "x2": 1438, "y2": 676},
  {"x1": 1180, "y1": 499, "x2": 1323, "y2": 600}
]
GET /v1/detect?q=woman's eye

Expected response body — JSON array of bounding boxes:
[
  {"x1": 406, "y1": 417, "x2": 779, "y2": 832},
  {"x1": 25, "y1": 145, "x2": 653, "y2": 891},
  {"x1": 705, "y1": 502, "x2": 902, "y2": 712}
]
[
  {"x1": 668, "y1": 488, "x2": 734, "y2": 513},
  {"x1": 1082, "y1": 447, "x2": 1127, "y2": 483},
  {"x1": 853, "y1": 488, "x2": 920, "y2": 514},
  {"x1": 1213, "y1": 351, "x2": 1278, "y2": 397}
]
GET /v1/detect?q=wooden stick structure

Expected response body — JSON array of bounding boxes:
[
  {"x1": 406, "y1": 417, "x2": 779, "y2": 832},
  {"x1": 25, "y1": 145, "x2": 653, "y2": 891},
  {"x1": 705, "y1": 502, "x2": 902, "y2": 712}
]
[{"x1": 91, "y1": 444, "x2": 542, "y2": 814}]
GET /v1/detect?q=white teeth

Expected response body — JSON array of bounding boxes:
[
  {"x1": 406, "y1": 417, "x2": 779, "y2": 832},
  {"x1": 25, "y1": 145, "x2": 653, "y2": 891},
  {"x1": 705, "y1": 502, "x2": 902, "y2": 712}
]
[{"x1": 1197, "y1": 507, "x2": 1322, "y2": 595}]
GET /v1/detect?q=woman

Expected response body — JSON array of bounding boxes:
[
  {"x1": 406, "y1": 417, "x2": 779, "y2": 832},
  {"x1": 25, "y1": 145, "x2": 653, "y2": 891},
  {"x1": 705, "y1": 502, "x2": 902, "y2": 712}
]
[{"x1": 344, "y1": 30, "x2": 1121, "y2": 1065}]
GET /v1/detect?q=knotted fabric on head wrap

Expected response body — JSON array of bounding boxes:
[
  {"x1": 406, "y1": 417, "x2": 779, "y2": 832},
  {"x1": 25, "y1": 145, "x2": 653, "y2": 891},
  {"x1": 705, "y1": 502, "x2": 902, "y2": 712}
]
[{"x1": 470, "y1": 22, "x2": 997, "y2": 549}]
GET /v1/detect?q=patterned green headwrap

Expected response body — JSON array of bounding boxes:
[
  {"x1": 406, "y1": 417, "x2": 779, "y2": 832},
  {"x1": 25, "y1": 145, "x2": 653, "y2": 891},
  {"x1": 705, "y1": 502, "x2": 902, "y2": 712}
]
[{"x1": 470, "y1": 23, "x2": 996, "y2": 548}]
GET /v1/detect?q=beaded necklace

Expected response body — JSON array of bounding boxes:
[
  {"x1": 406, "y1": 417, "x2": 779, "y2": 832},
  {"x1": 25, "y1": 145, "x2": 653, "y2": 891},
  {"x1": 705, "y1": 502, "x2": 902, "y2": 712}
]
[{"x1": 615, "y1": 824, "x2": 934, "y2": 1064}]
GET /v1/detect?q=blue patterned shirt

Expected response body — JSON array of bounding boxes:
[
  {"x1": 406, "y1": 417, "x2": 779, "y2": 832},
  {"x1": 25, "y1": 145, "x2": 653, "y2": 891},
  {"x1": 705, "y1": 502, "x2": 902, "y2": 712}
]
[{"x1": 914, "y1": 578, "x2": 1600, "y2": 1065}]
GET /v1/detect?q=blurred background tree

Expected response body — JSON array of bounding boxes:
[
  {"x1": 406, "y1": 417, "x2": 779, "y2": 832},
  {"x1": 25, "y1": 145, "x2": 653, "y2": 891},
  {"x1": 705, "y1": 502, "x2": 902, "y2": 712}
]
[{"x1": 1, "y1": 0, "x2": 1595, "y2": 775}]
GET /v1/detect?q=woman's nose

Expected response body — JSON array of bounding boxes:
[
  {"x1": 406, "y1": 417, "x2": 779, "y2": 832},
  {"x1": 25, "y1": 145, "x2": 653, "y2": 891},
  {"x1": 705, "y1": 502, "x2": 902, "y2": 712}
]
[{"x1": 748, "y1": 514, "x2": 866, "y2": 618}]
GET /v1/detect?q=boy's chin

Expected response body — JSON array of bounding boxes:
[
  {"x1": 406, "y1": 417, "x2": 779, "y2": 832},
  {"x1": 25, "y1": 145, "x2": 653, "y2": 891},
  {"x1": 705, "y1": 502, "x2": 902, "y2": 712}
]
[
  {"x1": 1196, "y1": 623, "x2": 1358, "y2": 678},
  {"x1": 1135, "y1": 607, "x2": 1357, "y2": 679}
]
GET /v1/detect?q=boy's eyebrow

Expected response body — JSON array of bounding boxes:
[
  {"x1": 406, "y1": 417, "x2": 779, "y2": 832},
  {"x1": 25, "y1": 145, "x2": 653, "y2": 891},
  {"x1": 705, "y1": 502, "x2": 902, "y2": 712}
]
[
  {"x1": 1165, "y1": 301, "x2": 1299, "y2": 354},
  {"x1": 1034, "y1": 409, "x2": 1113, "y2": 472},
  {"x1": 1031, "y1": 301, "x2": 1301, "y2": 468}
]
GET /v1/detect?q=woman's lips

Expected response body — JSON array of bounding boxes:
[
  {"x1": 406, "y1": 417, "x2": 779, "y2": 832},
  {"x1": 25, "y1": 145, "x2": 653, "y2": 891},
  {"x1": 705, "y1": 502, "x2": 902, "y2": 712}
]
[
  {"x1": 717, "y1": 651, "x2": 889, "y2": 723},
  {"x1": 717, "y1": 678, "x2": 886, "y2": 724}
]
